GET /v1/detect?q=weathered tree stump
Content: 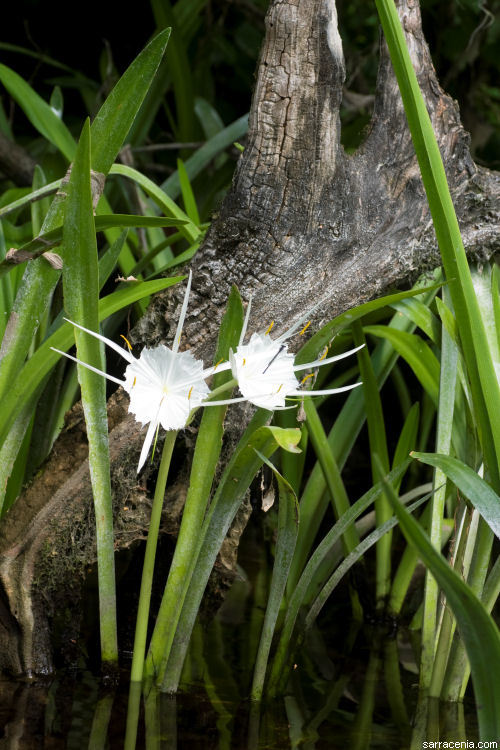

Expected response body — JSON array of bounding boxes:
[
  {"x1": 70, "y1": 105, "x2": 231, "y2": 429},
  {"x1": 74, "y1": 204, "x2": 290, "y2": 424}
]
[{"x1": 0, "y1": 0, "x2": 498, "y2": 676}]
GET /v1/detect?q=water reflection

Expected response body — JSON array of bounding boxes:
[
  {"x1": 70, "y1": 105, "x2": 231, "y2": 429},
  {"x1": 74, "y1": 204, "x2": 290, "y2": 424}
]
[{"x1": 0, "y1": 624, "x2": 479, "y2": 749}]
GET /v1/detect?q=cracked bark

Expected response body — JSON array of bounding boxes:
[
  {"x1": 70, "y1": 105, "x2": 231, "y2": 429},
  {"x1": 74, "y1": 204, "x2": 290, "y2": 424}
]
[{"x1": 0, "y1": 0, "x2": 498, "y2": 677}]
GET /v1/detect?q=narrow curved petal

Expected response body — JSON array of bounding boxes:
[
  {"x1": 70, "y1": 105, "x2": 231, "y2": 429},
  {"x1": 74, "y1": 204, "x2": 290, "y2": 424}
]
[
  {"x1": 64, "y1": 318, "x2": 136, "y2": 364},
  {"x1": 202, "y1": 396, "x2": 248, "y2": 406},
  {"x1": 239, "y1": 295, "x2": 253, "y2": 346},
  {"x1": 202, "y1": 360, "x2": 232, "y2": 378},
  {"x1": 291, "y1": 382, "x2": 362, "y2": 396},
  {"x1": 293, "y1": 344, "x2": 365, "y2": 372},
  {"x1": 172, "y1": 270, "x2": 192, "y2": 354},
  {"x1": 137, "y1": 420, "x2": 159, "y2": 473},
  {"x1": 275, "y1": 299, "x2": 324, "y2": 344},
  {"x1": 51, "y1": 347, "x2": 125, "y2": 386}
]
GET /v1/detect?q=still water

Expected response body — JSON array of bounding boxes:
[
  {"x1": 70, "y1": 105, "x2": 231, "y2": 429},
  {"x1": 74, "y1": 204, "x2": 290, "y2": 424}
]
[{"x1": 0, "y1": 620, "x2": 478, "y2": 748}]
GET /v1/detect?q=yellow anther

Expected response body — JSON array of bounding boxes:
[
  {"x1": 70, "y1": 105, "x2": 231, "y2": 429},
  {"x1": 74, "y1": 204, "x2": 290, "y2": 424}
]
[
  {"x1": 276, "y1": 384, "x2": 283, "y2": 393},
  {"x1": 301, "y1": 373, "x2": 314, "y2": 385},
  {"x1": 188, "y1": 386, "x2": 193, "y2": 400},
  {"x1": 243, "y1": 358, "x2": 246, "y2": 366},
  {"x1": 265, "y1": 321, "x2": 275, "y2": 336},
  {"x1": 299, "y1": 320, "x2": 311, "y2": 336},
  {"x1": 213, "y1": 358, "x2": 224, "y2": 371},
  {"x1": 120, "y1": 334, "x2": 133, "y2": 351},
  {"x1": 132, "y1": 377, "x2": 137, "y2": 388},
  {"x1": 319, "y1": 347, "x2": 328, "y2": 362}
]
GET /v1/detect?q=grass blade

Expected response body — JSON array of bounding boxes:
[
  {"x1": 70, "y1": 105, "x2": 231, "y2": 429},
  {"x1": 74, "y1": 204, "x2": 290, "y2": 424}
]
[
  {"x1": 363, "y1": 325, "x2": 440, "y2": 406},
  {"x1": 352, "y1": 320, "x2": 392, "y2": 603},
  {"x1": 160, "y1": 114, "x2": 249, "y2": 200}
]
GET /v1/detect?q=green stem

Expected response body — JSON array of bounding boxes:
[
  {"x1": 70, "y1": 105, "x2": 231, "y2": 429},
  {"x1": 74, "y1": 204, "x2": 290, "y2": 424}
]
[
  {"x1": 384, "y1": 638, "x2": 411, "y2": 743},
  {"x1": 303, "y1": 399, "x2": 360, "y2": 555},
  {"x1": 420, "y1": 289, "x2": 457, "y2": 692},
  {"x1": 388, "y1": 506, "x2": 428, "y2": 615},
  {"x1": 302, "y1": 398, "x2": 363, "y2": 619},
  {"x1": 352, "y1": 320, "x2": 392, "y2": 605},
  {"x1": 130, "y1": 430, "x2": 178, "y2": 683}
]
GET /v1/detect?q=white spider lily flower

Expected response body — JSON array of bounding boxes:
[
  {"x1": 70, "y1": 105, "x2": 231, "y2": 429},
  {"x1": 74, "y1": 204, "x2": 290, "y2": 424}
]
[
  {"x1": 52, "y1": 272, "x2": 211, "y2": 473},
  {"x1": 206, "y1": 297, "x2": 364, "y2": 410}
]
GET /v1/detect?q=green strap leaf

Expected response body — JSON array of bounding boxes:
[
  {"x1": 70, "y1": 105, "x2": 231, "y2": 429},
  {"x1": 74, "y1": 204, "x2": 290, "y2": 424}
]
[
  {"x1": 412, "y1": 452, "x2": 500, "y2": 540},
  {"x1": 375, "y1": 0, "x2": 500, "y2": 489},
  {"x1": 0, "y1": 63, "x2": 76, "y2": 161},
  {"x1": 61, "y1": 118, "x2": 118, "y2": 664},
  {"x1": 90, "y1": 28, "x2": 171, "y2": 174},
  {"x1": 363, "y1": 325, "x2": 440, "y2": 406}
]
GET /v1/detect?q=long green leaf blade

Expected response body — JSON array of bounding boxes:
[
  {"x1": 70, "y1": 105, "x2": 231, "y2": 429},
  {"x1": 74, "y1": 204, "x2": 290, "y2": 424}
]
[
  {"x1": 375, "y1": 0, "x2": 500, "y2": 489},
  {"x1": 90, "y1": 29, "x2": 171, "y2": 174},
  {"x1": 0, "y1": 64, "x2": 76, "y2": 160},
  {"x1": 61, "y1": 119, "x2": 117, "y2": 665},
  {"x1": 413, "y1": 452, "x2": 500, "y2": 540}
]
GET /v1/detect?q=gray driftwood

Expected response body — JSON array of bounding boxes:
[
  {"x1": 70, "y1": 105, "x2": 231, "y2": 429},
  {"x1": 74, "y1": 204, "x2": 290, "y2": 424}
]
[{"x1": 0, "y1": 0, "x2": 498, "y2": 677}]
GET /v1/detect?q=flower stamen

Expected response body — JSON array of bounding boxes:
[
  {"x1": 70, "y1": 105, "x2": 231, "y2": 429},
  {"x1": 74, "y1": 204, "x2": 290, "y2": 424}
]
[
  {"x1": 264, "y1": 321, "x2": 275, "y2": 336},
  {"x1": 120, "y1": 334, "x2": 133, "y2": 352},
  {"x1": 301, "y1": 373, "x2": 315, "y2": 385},
  {"x1": 299, "y1": 320, "x2": 311, "y2": 336},
  {"x1": 262, "y1": 344, "x2": 286, "y2": 374}
]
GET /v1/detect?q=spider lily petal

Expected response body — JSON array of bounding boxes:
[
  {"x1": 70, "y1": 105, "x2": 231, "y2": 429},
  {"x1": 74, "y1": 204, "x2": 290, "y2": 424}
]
[
  {"x1": 227, "y1": 304, "x2": 364, "y2": 410},
  {"x1": 293, "y1": 343, "x2": 365, "y2": 372},
  {"x1": 52, "y1": 271, "x2": 211, "y2": 473}
]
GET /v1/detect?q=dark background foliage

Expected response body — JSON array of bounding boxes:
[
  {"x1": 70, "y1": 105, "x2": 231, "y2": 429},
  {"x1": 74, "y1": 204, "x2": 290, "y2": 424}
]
[{"x1": 2, "y1": 0, "x2": 499, "y2": 174}]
